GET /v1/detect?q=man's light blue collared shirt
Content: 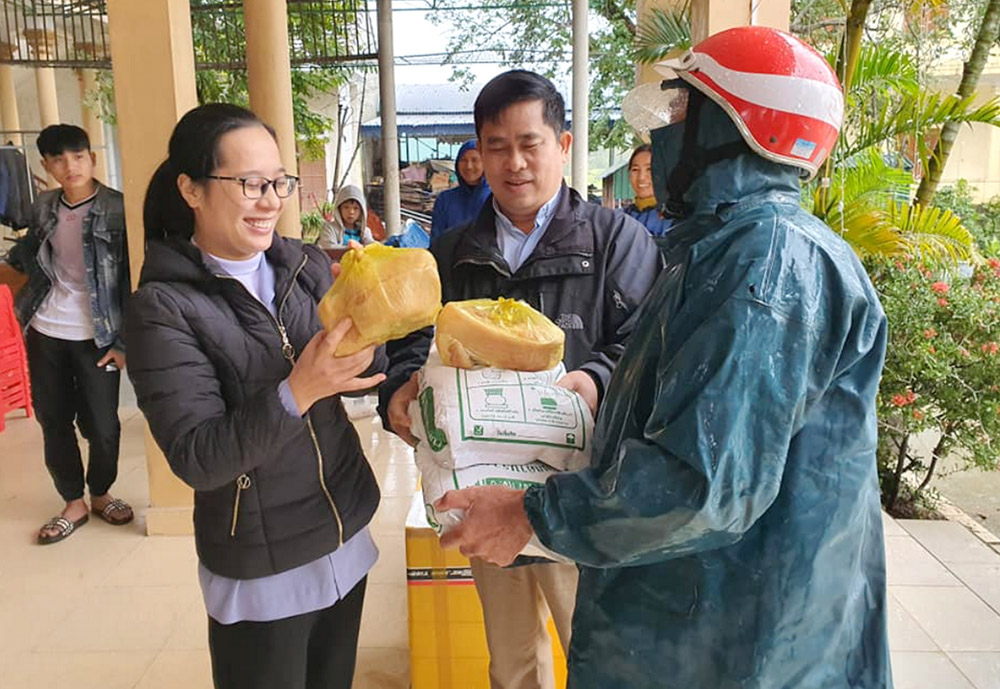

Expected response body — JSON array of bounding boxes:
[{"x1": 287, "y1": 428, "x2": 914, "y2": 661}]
[{"x1": 495, "y1": 187, "x2": 562, "y2": 273}]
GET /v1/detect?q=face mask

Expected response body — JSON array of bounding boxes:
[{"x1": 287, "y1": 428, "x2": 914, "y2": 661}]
[
  {"x1": 650, "y1": 119, "x2": 689, "y2": 217},
  {"x1": 650, "y1": 88, "x2": 751, "y2": 218}
]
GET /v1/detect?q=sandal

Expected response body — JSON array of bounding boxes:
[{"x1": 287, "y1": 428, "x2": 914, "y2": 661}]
[
  {"x1": 92, "y1": 498, "x2": 134, "y2": 526},
  {"x1": 37, "y1": 514, "x2": 89, "y2": 545}
]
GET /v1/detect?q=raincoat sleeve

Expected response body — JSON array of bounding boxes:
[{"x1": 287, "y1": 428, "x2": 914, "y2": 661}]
[
  {"x1": 577, "y1": 221, "x2": 662, "y2": 401},
  {"x1": 524, "y1": 293, "x2": 818, "y2": 568}
]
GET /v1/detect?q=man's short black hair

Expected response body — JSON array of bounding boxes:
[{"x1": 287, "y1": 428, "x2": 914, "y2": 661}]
[
  {"x1": 37, "y1": 124, "x2": 91, "y2": 157},
  {"x1": 474, "y1": 70, "x2": 566, "y2": 139}
]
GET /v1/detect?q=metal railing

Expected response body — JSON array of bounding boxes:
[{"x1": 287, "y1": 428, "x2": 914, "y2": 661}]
[{"x1": 0, "y1": 0, "x2": 377, "y2": 69}]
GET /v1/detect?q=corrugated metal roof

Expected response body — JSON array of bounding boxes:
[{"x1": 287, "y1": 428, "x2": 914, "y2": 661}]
[
  {"x1": 362, "y1": 81, "x2": 577, "y2": 135},
  {"x1": 361, "y1": 112, "x2": 577, "y2": 138}
]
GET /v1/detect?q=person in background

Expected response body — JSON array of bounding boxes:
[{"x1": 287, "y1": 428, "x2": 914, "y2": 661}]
[
  {"x1": 433, "y1": 27, "x2": 892, "y2": 689},
  {"x1": 621, "y1": 144, "x2": 672, "y2": 236},
  {"x1": 319, "y1": 183, "x2": 375, "y2": 248},
  {"x1": 430, "y1": 139, "x2": 490, "y2": 242},
  {"x1": 7, "y1": 123, "x2": 132, "y2": 544},
  {"x1": 379, "y1": 71, "x2": 661, "y2": 689},
  {"x1": 126, "y1": 103, "x2": 387, "y2": 689}
]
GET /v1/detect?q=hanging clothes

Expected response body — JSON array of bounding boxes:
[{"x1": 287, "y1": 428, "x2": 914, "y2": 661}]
[{"x1": 0, "y1": 146, "x2": 35, "y2": 230}]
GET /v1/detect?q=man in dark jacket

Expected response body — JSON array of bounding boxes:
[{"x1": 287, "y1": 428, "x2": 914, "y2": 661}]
[
  {"x1": 430, "y1": 139, "x2": 491, "y2": 242},
  {"x1": 379, "y1": 70, "x2": 661, "y2": 689},
  {"x1": 7, "y1": 124, "x2": 132, "y2": 544}
]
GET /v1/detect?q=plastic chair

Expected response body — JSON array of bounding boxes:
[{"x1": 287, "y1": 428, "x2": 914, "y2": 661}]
[{"x1": 0, "y1": 284, "x2": 32, "y2": 432}]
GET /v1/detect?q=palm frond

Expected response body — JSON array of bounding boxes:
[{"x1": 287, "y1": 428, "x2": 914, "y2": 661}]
[
  {"x1": 831, "y1": 207, "x2": 912, "y2": 258},
  {"x1": 886, "y1": 201, "x2": 980, "y2": 263},
  {"x1": 815, "y1": 150, "x2": 913, "y2": 222},
  {"x1": 847, "y1": 47, "x2": 919, "y2": 100},
  {"x1": 634, "y1": 6, "x2": 691, "y2": 65},
  {"x1": 843, "y1": 92, "x2": 1000, "y2": 162},
  {"x1": 816, "y1": 161, "x2": 978, "y2": 261}
]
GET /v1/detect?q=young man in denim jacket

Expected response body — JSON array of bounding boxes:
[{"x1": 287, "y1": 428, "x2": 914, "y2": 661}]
[{"x1": 9, "y1": 124, "x2": 132, "y2": 544}]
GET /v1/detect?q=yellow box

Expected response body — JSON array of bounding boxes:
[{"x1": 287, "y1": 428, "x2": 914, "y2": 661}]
[{"x1": 405, "y1": 493, "x2": 567, "y2": 689}]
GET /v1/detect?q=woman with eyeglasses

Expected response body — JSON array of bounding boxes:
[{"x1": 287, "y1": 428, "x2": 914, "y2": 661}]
[{"x1": 125, "y1": 103, "x2": 387, "y2": 689}]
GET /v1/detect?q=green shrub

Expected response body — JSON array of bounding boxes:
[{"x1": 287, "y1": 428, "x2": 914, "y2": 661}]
[{"x1": 871, "y1": 255, "x2": 1000, "y2": 511}]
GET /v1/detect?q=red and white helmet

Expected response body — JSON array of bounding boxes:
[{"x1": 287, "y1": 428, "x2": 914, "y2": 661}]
[{"x1": 629, "y1": 26, "x2": 844, "y2": 178}]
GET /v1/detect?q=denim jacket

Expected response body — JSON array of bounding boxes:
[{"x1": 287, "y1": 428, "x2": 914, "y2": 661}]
[{"x1": 9, "y1": 181, "x2": 130, "y2": 350}]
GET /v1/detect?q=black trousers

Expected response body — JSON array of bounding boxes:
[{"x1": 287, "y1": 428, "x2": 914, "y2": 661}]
[
  {"x1": 25, "y1": 328, "x2": 121, "y2": 501},
  {"x1": 208, "y1": 576, "x2": 367, "y2": 689}
]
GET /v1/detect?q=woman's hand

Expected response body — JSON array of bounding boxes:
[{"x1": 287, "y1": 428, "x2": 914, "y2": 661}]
[{"x1": 287, "y1": 318, "x2": 386, "y2": 414}]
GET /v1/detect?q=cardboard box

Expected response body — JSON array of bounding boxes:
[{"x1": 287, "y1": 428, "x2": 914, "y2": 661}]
[{"x1": 405, "y1": 493, "x2": 567, "y2": 688}]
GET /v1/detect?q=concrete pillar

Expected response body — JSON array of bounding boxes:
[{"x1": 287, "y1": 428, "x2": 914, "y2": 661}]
[
  {"x1": 637, "y1": 0, "x2": 792, "y2": 86},
  {"x1": 23, "y1": 30, "x2": 60, "y2": 128},
  {"x1": 0, "y1": 43, "x2": 22, "y2": 146},
  {"x1": 107, "y1": 0, "x2": 199, "y2": 536},
  {"x1": 376, "y1": 0, "x2": 401, "y2": 236},
  {"x1": 690, "y1": 0, "x2": 790, "y2": 43},
  {"x1": 75, "y1": 66, "x2": 109, "y2": 184},
  {"x1": 243, "y1": 0, "x2": 301, "y2": 238},
  {"x1": 571, "y1": 0, "x2": 589, "y2": 195}
]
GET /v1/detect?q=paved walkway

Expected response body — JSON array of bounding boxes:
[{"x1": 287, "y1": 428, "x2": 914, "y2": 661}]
[{"x1": 0, "y1": 405, "x2": 998, "y2": 688}]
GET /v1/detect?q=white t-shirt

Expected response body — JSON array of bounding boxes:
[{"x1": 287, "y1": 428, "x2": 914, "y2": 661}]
[{"x1": 30, "y1": 191, "x2": 99, "y2": 341}]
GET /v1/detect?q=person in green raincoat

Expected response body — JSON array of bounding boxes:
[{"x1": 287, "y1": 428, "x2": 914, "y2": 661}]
[{"x1": 436, "y1": 26, "x2": 893, "y2": 689}]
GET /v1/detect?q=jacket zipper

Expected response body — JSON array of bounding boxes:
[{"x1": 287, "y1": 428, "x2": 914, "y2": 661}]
[
  {"x1": 230, "y1": 473, "x2": 251, "y2": 537},
  {"x1": 217, "y1": 255, "x2": 344, "y2": 546},
  {"x1": 275, "y1": 317, "x2": 345, "y2": 547}
]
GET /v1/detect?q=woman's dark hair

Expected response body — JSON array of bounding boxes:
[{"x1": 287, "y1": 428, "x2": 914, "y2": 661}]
[
  {"x1": 474, "y1": 70, "x2": 565, "y2": 139},
  {"x1": 629, "y1": 144, "x2": 652, "y2": 169},
  {"x1": 142, "y1": 103, "x2": 276, "y2": 242}
]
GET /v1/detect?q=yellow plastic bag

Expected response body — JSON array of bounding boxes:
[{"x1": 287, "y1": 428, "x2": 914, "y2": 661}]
[
  {"x1": 318, "y1": 244, "x2": 442, "y2": 356},
  {"x1": 435, "y1": 297, "x2": 565, "y2": 371}
]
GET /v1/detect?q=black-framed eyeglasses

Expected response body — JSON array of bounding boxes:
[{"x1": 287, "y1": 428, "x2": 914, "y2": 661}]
[{"x1": 205, "y1": 174, "x2": 300, "y2": 199}]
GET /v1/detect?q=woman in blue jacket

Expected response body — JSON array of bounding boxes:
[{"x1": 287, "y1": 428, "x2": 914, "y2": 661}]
[
  {"x1": 430, "y1": 139, "x2": 490, "y2": 242},
  {"x1": 621, "y1": 144, "x2": 673, "y2": 237}
]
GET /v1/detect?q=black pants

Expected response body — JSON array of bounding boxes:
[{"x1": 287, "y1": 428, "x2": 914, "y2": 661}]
[
  {"x1": 208, "y1": 576, "x2": 367, "y2": 689},
  {"x1": 25, "y1": 328, "x2": 121, "y2": 501}
]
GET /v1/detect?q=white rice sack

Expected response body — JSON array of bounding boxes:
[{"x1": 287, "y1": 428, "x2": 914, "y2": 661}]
[
  {"x1": 409, "y1": 352, "x2": 593, "y2": 471},
  {"x1": 415, "y1": 448, "x2": 572, "y2": 562}
]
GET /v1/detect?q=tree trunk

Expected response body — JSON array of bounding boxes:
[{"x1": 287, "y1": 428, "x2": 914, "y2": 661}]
[
  {"x1": 917, "y1": 427, "x2": 951, "y2": 493},
  {"x1": 915, "y1": 0, "x2": 1000, "y2": 206},
  {"x1": 818, "y1": 0, "x2": 873, "y2": 212},
  {"x1": 834, "y1": 0, "x2": 873, "y2": 92},
  {"x1": 886, "y1": 432, "x2": 909, "y2": 511}
]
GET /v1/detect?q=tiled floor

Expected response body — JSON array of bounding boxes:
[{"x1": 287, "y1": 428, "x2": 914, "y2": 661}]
[{"x1": 2, "y1": 403, "x2": 1000, "y2": 688}]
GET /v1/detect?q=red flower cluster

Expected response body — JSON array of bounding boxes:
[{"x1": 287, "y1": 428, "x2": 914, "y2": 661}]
[
  {"x1": 924, "y1": 328, "x2": 938, "y2": 339},
  {"x1": 938, "y1": 298, "x2": 950, "y2": 307},
  {"x1": 891, "y1": 390, "x2": 917, "y2": 407},
  {"x1": 931, "y1": 282, "x2": 950, "y2": 294},
  {"x1": 982, "y1": 342, "x2": 999, "y2": 356}
]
